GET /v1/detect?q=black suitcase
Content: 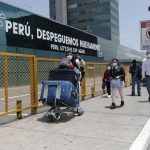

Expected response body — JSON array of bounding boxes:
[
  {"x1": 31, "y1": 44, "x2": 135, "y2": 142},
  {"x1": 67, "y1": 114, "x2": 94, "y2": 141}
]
[{"x1": 49, "y1": 69, "x2": 78, "y2": 86}]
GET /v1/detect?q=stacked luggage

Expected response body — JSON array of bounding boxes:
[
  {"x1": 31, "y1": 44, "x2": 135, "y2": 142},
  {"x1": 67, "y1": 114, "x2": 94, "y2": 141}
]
[
  {"x1": 39, "y1": 68, "x2": 83, "y2": 121},
  {"x1": 49, "y1": 69, "x2": 78, "y2": 86},
  {"x1": 40, "y1": 80, "x2": 77, "y2": 107},
  {"x1": 40, "y1": 69, "x2": 78, "y2": 107}
]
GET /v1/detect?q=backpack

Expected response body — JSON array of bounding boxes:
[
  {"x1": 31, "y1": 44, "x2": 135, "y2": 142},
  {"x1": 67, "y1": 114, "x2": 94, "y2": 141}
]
[{"x1": 59, "y1": 58, "x2": 74, "y2": 69}]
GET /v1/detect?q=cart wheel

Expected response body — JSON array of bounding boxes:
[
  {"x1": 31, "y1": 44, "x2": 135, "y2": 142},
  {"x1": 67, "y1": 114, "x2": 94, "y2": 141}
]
[
  {"x1": 55, "y1": 112, "x2": 61, "y2": 120},
  {"x1": 50, "y1": 115, "x2": 55, "y2": 122},
  {"x1": 77, "y1": 107, "x2": 84, "y2": 116},
  {"x1": 50, "y1": 110, "x2": 61, "y2": 122}
]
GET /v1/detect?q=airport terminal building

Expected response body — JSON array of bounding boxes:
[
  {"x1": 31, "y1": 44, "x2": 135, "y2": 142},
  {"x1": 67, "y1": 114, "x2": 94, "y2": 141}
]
[{"x1": 0, "y1": 2, "x2": 144, "y2": 62}]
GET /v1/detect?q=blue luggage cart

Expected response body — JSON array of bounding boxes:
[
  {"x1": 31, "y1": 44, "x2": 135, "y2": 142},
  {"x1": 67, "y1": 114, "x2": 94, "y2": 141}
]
[{"x1": 40, "y1": 80, "x2": 84, "y2": 121}]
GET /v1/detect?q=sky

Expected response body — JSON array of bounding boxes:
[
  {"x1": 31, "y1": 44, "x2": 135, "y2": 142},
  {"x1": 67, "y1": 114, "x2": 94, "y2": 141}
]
[{"x1": 0, "y1": 0, "x2": 150, "y2": 51}]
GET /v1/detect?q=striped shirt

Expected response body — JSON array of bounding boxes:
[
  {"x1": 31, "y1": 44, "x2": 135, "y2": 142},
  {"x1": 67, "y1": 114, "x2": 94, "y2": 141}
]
[{"x1": 142, "y1": 57, "x2": 150, "y2": 78}]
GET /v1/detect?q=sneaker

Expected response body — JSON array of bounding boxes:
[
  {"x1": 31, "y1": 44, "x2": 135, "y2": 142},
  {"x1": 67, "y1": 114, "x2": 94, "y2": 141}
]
[
  {"x1": 108, "y1": 95, "x2": 111, "y2": 98},
  {"x1": 120, "y1": 101, "x2": 124, "y2": 107},
  {"x1": 103, "y1": 89, "x2": 106, "y2": 94},
  {"x1": 72, "y1": 107, "x2": 78, "y2": 113},
  {"x1": 110, "y1": 103, "x2": 116, "y2": 109}
]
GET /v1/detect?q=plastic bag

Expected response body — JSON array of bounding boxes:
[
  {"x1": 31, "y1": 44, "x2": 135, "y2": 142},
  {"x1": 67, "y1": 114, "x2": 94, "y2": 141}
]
[{"x1": 111, "y1": 79, "x2": 121, "y2": 88}]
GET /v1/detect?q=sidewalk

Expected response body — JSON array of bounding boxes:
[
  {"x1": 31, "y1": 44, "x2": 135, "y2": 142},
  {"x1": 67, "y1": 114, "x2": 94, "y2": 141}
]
[{"x1": 0, "y1": 86, "x2": 150, "y2": 150}]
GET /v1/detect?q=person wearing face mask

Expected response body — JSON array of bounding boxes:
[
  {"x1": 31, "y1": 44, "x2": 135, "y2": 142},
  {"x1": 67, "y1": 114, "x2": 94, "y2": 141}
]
[
  {"x1": 129, "y1": 60, "x2": 142, "y2": 96},
  {"x1": 109, "y1": 58, "x2": 125, "y2": 109},
  {"x1": 102, "y1": 64, "x2": 111, "y2": 97},
  {"x1": 59, "y1": 51, "x2": 74, "y2": 69},
  {"x1": 66, "y1": 52, "x2": 85, "y2": 114},
  {"x1": 142, "y1": 50, "x2": 150, "y2": 101},
  {"x1": 66, "y1": 51, "x2": 73, "y2": 60}
]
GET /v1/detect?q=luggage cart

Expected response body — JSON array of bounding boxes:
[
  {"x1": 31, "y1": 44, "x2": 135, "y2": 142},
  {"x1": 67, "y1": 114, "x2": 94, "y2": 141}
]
[{"x1": 40, "y1": 80, "x2": 84, "y2": 122}]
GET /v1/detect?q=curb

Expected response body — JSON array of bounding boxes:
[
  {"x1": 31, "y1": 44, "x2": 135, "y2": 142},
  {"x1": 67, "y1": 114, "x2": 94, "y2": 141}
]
[{"x1": 129, "y1": 118, "x2": 150, "y2": 150}]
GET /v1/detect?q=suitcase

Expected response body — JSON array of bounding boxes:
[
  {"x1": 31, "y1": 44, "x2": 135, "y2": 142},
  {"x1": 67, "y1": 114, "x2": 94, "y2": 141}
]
[
  {"x1": 40, "y1": 80, "x2": 77, "y2": 107},
  {"x1": 49, "y1": 69, "x2": 78, "y2": 86}
]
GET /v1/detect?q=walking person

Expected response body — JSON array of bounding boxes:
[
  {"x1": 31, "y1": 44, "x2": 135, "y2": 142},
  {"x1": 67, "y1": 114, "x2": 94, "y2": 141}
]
[
  {"x1": 110, "y1": 58, "x2": 125, "y2": 109},
  {"x1": 129, "y1": 60, "x2": 142, "y2": 96},
  {"x1": 102, "y1": 64, "x2": 111, "y2": 97},
  {"x1": 142, "y1": 50, "x2": 150, "y2": 101}
]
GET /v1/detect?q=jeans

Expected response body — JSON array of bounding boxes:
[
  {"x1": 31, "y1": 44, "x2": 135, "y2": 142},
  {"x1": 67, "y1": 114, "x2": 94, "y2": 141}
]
[
  {"x1": 72, "y1": 82, "x2": 80, "y2": 108},
  {"x1": 105, "y1": 81, "x2": 111, "y2": 95},
  {"x1": 146, "y1": 77, "x2": 150, "y2": 96},
  {"x1": 111, "y1": 81, "x2": 124, "y2": 103},
  {"x1": 131, "y1": 76, "x2": 141, "y2": 94}
]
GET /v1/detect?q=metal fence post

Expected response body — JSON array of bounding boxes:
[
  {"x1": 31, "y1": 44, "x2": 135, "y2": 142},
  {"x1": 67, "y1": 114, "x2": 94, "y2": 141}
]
[
  {"x1": 81, "y1": 64, "x2": 86, "y2": 101},
  {"x1": 16, "y1": 100, "x2": 22, "y2": 119},
  {"x1": 3, "y1": 56, "x2": 8, "y2": 113},
  {"x1": 29, "y1": 57, "x2": 38, "y2": 115},
  {"x1": 91, "y1": 87, "x2": 95, "y2": 97}
]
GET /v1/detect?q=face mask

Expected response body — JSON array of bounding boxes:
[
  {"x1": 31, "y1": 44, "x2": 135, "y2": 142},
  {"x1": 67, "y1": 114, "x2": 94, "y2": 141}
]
[
  {"x1": 147, "y1": 54, "x2": 150, "y2": 58},
  {"x1": 66, "y1": 55, "x2": 72, "y2": 60},
  {"x1": 107, "y1": 66, "x2": 111, "y2": 70},
  {"x1": 112, "y1": 63, "x2": 117, "y2": 67}
]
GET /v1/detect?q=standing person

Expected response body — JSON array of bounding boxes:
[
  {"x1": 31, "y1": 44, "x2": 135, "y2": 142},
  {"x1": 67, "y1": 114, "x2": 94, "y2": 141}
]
[
  {"x1": 110, "y1": 58, "x2": 125, "y2": 109},
  {"x1": 102, "y1": 81, "x2": 106, "y2": 94},
  {"x1": 74, "y1": 54, "x2": 85, "y2": 83},
  {"x1": 66, "y1": 52, "x2": 85, "y2": 113},
  {"x1": 129, "y1": 60, "x2": 142, "y2": 96},
  {"x1": 102, "y1": 64, "x2": 111, "y2": 97},
  {"x1": 142, "y1": 50, "x2": 150, "y2": 101}
]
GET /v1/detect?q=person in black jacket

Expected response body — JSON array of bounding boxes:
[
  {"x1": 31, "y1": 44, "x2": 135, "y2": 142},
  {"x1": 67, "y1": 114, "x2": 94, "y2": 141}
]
[
  {"x1": 129, "y1": 60, "x2": 142, "y2": 96},
  {"x1": 102, "y1": 64, "x2": 111, "y2": 97},
  {"x1": 109, "y1": 58, "x2": 125, "y2": 109}
]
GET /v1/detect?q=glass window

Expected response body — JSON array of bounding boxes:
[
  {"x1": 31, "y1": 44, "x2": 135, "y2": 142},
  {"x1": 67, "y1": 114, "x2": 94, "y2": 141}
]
[
  {"x1": 78, "y1": 19, "x2": 87, "y2": 23},
  {"x1": 97, "y1": 0, "x2": 110, "y2": 2},
  {"x1": 79, "y1": 9, "x2": 86, "y2": 15},
  {"x1": 68, "y1": 4, "x2": 77, "y2": 9},
  {"x1": 94, "y1": 15, "x2": 110, "y2": 21},
  {"x1": 67, "y1": 11, "x2": 78, "y2": 17},
  {"x1": 77, "y1": 3, "x2": 82, "y2": 7},
  {"x1": 68, "y1": 0, "x2": 77, "y2": 4}
]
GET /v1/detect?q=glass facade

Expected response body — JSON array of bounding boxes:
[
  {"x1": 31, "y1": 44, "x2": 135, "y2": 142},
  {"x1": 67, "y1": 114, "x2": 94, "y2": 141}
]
[
  {"x1": 67, "y1": 0, "x2": 119, "y2": 43},
  {"x1": 50, "y1": 0, "x2": 119, "y2": 43},
  {"x1": 50, "y1": 0, "x2": 56, "y2": 20},
  {"x1": 0, "y1": 2, "x2": 144, "y2": 62}
]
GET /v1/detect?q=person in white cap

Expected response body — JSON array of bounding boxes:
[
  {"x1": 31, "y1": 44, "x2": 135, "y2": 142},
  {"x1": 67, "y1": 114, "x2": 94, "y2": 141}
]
[{"x1": 142, "y1": 50, "x2": 150, "y2": 101}]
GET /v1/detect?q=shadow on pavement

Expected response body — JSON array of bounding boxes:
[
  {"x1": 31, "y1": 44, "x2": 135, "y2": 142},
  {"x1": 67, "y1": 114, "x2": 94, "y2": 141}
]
[
  {"x1": 126, "y1": 94, "x2": 142, "y2": 97},
  {"x1": 37, "y1": 112, "x2": 77, "y2": 124},
  {"x1": 105, "y1": 105, "x2": 121, "y2": 109},
  {"x1": 137, "y1": 100, "x2": 150, "y2": 103},
  {"x1": 101, "y1": 95, "x2": 108, "y2": 98}
]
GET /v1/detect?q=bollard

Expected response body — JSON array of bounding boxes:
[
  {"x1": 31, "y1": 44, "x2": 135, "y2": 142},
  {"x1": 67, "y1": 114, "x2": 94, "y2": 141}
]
[
  {"x1": 16, "y1": 100, "x2": 22, "y2": 119},
  {"x1": 91, "y1": 87, "x2": 95, "y2": 98}
]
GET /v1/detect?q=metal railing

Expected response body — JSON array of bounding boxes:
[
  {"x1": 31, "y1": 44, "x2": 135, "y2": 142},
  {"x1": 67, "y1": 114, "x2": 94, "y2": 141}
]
[
  {"x1": 0, "y1": 52, "x2": 37, "y2": 117},
  {"x1": 0, "y1": 52, "x2": 131, "y2": 118}
]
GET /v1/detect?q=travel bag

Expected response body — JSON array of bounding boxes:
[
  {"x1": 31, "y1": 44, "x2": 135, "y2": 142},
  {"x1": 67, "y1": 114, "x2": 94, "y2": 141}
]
[
  {"x1": 49, "y1": 68, "x2": 78, "y2": 86},
  {"x1": 40, "y1": 80, "x2": 77, "y2": 107}
]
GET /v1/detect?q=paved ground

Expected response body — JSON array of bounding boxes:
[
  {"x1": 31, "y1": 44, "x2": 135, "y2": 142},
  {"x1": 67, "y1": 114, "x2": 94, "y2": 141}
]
[{"x1": 0, "y1": 86, "x2": 150, "y2": 150}]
